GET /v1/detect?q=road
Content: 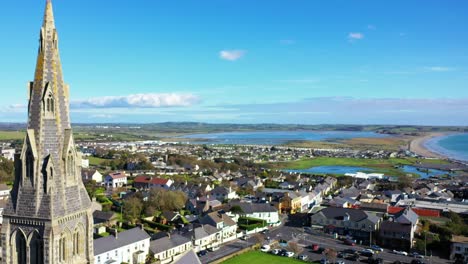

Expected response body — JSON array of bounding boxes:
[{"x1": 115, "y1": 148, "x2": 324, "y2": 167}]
[
  {"x1": 199, "y1": 239, "x2": 255, "y2": 264},
  {"x1": 267, "y1": 225, "x2": 448, "y2": 264}
]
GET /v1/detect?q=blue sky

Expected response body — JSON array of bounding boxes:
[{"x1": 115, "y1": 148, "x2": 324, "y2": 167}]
[{"x1": 1, "y1": 0, "x2": 468, "y2": 125}]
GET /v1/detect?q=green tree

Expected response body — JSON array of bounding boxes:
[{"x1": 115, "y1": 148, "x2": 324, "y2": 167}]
[{"x1": 123, "y1": 197, "x2": 143, "y2": 224}]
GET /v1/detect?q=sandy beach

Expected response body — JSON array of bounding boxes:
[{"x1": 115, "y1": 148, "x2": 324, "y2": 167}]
[{"x1": 409, "y1": 132, "x2": 451, "y2": 159}]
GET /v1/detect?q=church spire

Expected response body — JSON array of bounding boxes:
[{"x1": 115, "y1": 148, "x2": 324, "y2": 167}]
[{"x1": 43, "y1": 0, "x2": 55, "y2": 28}]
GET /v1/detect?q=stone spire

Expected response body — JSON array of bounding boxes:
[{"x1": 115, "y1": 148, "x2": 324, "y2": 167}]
[{"x1": 1, "y1": 1, "x2": 94, "y2": 262}]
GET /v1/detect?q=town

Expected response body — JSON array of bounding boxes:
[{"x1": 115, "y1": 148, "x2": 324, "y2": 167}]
[{"x1": 2, "y1": 135, "x2": 468, "y2": 264}]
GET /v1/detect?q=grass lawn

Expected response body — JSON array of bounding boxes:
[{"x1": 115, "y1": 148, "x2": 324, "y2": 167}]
[
  {"x1": 88, "y1": 156, "x2": 109, "y2": 166},
  {"x1": 0, "y1": 131, "x2": 24, "y2": 141},
  {"x1": 268, "y1": 157, "x2": 448, "y2": 176},
  {"x1": 222, "y1": 251, "x2": 310, "y2": 264}
]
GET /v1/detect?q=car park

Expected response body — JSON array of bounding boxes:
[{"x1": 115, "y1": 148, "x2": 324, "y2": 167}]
[
  {"x1": 335, "y1": 260, "x2": 345, "y2": 264},
  {"x1": 285, "y1": 251, "x2": 294, "y2": 258},
  {"x1": 298, "y1": 254, "x2": 308, "y2": 260}
]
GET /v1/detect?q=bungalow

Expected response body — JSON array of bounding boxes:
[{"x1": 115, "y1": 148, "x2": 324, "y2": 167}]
[
  {"x1": 94, "y1": 227, "x2": 150, "y2": 264},
  {"x1": 104, "y1": 172, "x2": 127, "y2": 188},
  {"x1": 134, "y1": 176, "x2": 173, "y2": 189},
  {"x1": 150, "y1": 234, "x2": 192, "y2": 264}
]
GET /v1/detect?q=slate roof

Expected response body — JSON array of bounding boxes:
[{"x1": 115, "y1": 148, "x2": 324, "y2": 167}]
[
  {"x1": 230, "y1": 202, "x2": 277, "y2": 214},
  {"x1": 317, "y1": 207, "x2": 379, "y2": 223},
  {"x1": 93, "y1": 210, "x2": 117, "y2": 224},
  {"x1": 134, "y1": 175, "x2": 169, "y2": 185},
  {"x1": 394, "y1": 208, "x2": 419, "y2": 225},
  {"x1": 200, "y1": 211, "x2": 237, "y2": 227},
  {"x1": 149, "y1": 234, "x2": 191, "y2": 254},
  {"x1": 173, "y1": 249, "x2": 202, "y2": 264},
  {"x1": 380, "y1": 221, "x2": 412, "y2": 234},
  {"x1": 93, "y1": 227, "x2": 150, "y2": 255}
]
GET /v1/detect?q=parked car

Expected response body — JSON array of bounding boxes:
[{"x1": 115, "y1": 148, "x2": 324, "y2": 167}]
[
  {"x1": 209, "y1": 245, "x2": 220, "y2": 251},
  {"x1": 343, "y1": 249, "x2": 357, "y2": 255},
  {"x1": 410, "y1": 252, "x2": 424, "y2": 259},
  {"x1": 279, "y1": 249, "x2": 288, "y2": 256},
  {"x1": 270, "y1": 249, "x2": 280, "y2": 255},
  {"x1": 344, "y1": 239, "x2": 356, "y2": 246},
  {"x1": 335, "y1": 260, "x2": 346, "y2": 264},
  {"x1": 260, "y1": 229, "x2": 269, "y2": 234},
  {"x1": 285, "y1": 251, "x2": 294, "y2": 258},
  {"x1": 197, "y1": 250, "x2": 207, "y2": 257},
  {"x1": 260, "y1": 245, "x2": 271, "y2": 252},
  {"x1": 320, "y1": 259, "x2": 330, "y2": 264},
  {"x1": 410, "y1": 260, "x2": 425, "y2": 264},
  {"x1": 240, "y1": 235, "x2": 250, "y2": 240},
  {"x1": 360, "y1": 249, "x2": 375, "y2": 257},
  {"x1": 392, "y1": 250, "x2": 408, "y2": 256},
  {"x1": 298, "y1": 254, "x2": 308, "y2": 260},
  {"x1": 345, "y1": 253, "x2": 359, "y2": 261},
  {"x1": 311, "y1": 244, "x2": 320, "y2": 251},
  {"x1": 370, "y1": 245, "x2": 384, "y2": 252}
]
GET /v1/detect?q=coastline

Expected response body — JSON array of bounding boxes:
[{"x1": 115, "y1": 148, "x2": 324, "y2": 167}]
[{"x1": 409, "y1": 132, "x2": 454, "y2": 159}]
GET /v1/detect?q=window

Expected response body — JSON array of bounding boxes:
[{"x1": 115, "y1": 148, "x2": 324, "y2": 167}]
[
  {"x1": 456, "y1": 246, "x2": 461, "y2": 251},
  {"x1": 98, "y1": 256, "x2": 100, "y2": 263}
]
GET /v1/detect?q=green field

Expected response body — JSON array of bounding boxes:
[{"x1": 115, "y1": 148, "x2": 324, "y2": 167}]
[
  {"x1": 269, "y1": 157, "x2": 448, "y2": 176},
  {"x1": 87, "y1": 156, "x2": 109, "y2": 166},
  {"x1": 0, "y1": 131, "x2": 24, "y2": 141},
  {"x1": 222, "y1": 251, "x2": 310, "y2": 264}
]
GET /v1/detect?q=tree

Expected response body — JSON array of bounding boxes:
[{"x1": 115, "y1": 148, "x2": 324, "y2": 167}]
[
  {"x1": 288, "y1": 241, "x2": 303, "y2": 254},
  {"x1": 230, "y1": 205, "x2": 244, "y2": 215},
  {"x1": 324, "y1": 248, "x2": 337, "y2": 263},
  {"x1": 123, "y1": 197, "x2": 143, "y2": 224}
]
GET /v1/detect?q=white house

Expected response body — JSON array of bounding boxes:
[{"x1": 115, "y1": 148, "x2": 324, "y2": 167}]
[
  {"x1": 229, "y1": 202, "x2": 280, "y2": 226},
  {"x1": 94, "y1": 227, "x2": 150, "y2": 264},
  {"x1": 81, "y1": 158, "x2": 90, "y2": 169},
  {"x1": 200, "y1": 211, "x2": 238, "y2": 245},
  {"x1": 210, "y1": 186, "x2": 238, "y2": 201},
  {"x1": 105, "y1": 172, "x2": 127, "y2": 188},
  {"x1": 0, "y1": 148, "x2": 15, "y2": 160},
  {"x1": 82, "y1": 169, "x2": 103, "y2": 183},
  {"x1": 149, "y1": 234, "x2": 192, "y2": 264},
  {"x1": 0, "y1": 184, "x2": 10, "y2": 198}
]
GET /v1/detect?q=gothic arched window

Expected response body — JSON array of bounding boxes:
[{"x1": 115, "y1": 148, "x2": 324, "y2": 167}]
[
  {"x1": 14, "y1": 231, "x2": 26, "y2": 264},
  {"x1": 26, "y1": 150, "x2": 34, "y2": 180},
  {"x1": 29, "y1": 232, "x2": 44, "y2": 264},
  {"x1": 59, "y1": 236, "x2": 66, "y2": 262}
]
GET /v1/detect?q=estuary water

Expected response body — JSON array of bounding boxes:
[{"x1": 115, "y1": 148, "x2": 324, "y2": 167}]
[
  {"x1": 424, "y1": 133, "x2": 468, "y2": 162},
  {"x1": 181, "y1": 131, "x2": 387, "y2": 145}
]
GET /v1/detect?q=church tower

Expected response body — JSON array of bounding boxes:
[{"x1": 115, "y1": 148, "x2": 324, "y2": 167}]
[{"x1": 1, "y1": 1, "x2": 94, "y2": 263}]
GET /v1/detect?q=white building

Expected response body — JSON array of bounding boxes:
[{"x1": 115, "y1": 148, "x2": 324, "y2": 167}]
[
  {"x1": 105, "y1": 172, "x2": 127, "y2": 188},
  {"x1": 82, "y1": 169, "x2": 103, "y2": 183},
  {"x1": 0, "y1": 148, "x2": 15, "y2": 160},
  {"x1": 94, "y1": 227, "x2": 150, "y2": 264},
  {"x1": 344, "y1": 172, "x2": 385, "y2": 180},
  {"x1": 229, "y1": 202, "x2": 280, "y2": 226},
  {"x1": 451, "y1": 235, "x2": 468, "y2": 262},
  {"x1": 149, "y1": 234, "x2": 192, "y2": 264}
]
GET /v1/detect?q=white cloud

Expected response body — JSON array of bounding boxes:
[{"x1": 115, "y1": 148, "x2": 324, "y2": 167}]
[
  {"x1": 348, "y1": 32, "x2": 364, "y2": 41},
  {"x1": 424, "y1": 66, "x2": 455, "y2": 72},
  {"x1": 280, "y1": 39, "x2": 296, "y2": 45},
  {"x1": 219, "y1": 50, "x2": 246, "y2": 61},
  {"x1": 72, "y1": 93, "x2": 200, "y2": 108}
]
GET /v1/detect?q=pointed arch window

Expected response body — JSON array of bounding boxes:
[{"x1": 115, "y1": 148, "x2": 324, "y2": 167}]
[
  {"x1": 59, "y1": 236, "x2": 66, "y2": 262},
  {"x1": 67, "y1": 150, "x2": 75, "y2": 179},
  {"x1": 26, "y1": 150, "x2": 34, "y2": 180},
  {"x1": 46, "y1": 94, "x2": 54, "y2": 113}
]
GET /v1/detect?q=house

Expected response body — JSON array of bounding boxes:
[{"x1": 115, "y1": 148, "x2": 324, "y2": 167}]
[
  {"x1": 182, "y1": 224, "x2": 219, "y2": 252},
  {"x1": 229, "y1": 202, "x2": 280, "y2": 226},
  {"x1": 379, "y1": 208, "x2": 419, "y2": 250},
  {"x1": 0, "y1": 148, "x2": 15, "y2": 160},
  {"x1": 210, "y1": 186, "x2": 238, "y2": 201},
  {"x1": 311, "y1": 207, "x2": 381, "y2": 244},
  {"x1": 150, "y1": 233, "x2": 192, "y2": 264},
  {"x1": 82, "y1": 169, "x2": 103, "y2": 183},
  {"x1": 199, "y1": 211, "x2": 238, "y2": 245},
  {"x1": 186, "y1": 196, "x2": 223, "y2": 216},
  {"x1": 93, "y1": 210, "x2": 119, "y2": 227},
  {"x1": 93, "y1": 227, "x2": 151, "y2": 264},
  {"x1": 105, "y1": 172, "x2": 127, "y2": 188},
  {"x1": 134, "y1": 176, "x2": 173, "y2": 189},
  {"x1": 159, "y1": 211, "x2": 182, "y2": 225},
  {"x1": 451, "y1": 235, "x2": 468, "y2": 262}
]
